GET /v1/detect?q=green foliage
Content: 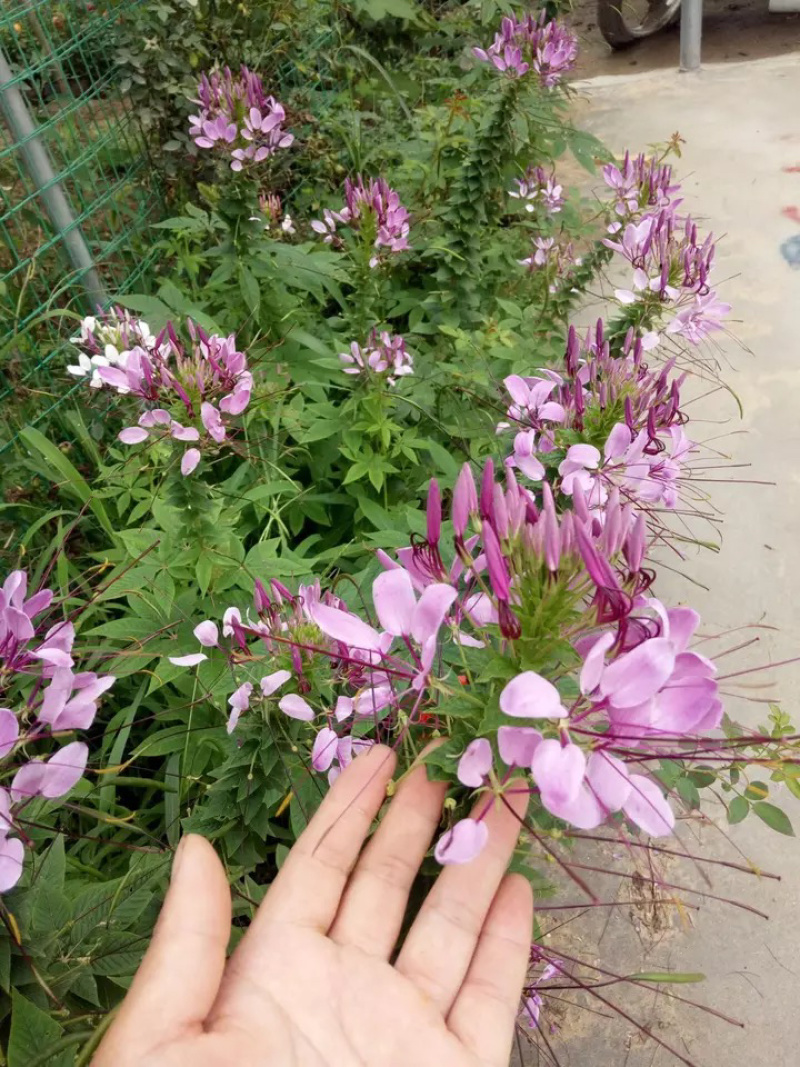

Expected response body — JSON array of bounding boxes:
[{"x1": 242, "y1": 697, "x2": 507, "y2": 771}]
[{"x1": 3, "y1": 0, "x2": 799, "y2": 1059}]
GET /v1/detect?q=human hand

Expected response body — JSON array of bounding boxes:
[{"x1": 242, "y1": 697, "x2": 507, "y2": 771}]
[{"x1": 93, "y1": 744, "x2": 532, "y2": 1067}]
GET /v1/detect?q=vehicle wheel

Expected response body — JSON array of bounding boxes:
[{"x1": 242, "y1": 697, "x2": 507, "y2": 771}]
[{"x1": 597, "y1": 0, "x2": 682, "y2": 47}]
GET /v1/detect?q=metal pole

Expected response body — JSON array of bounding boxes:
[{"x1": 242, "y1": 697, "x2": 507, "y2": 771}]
[
  {"x1": 679, "y1": 0, "x2": 703, "y2": 71},
  {"x1": 0, "y1": 47, "x2": 107, "y2": 308}
]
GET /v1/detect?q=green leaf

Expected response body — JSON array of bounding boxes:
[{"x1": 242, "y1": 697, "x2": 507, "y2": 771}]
[
  {"x1": 8, "y1": 991, "x2": 64, "y2": 1067},
  {"x1": 20, "y1": 427, "x2": 116, "y2": 540},
  {"x1": 753, "y1": 801, "x2": 795, "y2": 836},
  {"x1": 744, "y1": 780, "x2": 769, "y2": 801},
  {"x1": 196, "y1": 554, "x2": 213, "y2": 595},
  {"x1": 632, "y1": 971, "x2": 706, "y2": 984},
  {"x1": 727, "y1": 796, "x2": 749, "y2": 824},
  {"x1": 115, "y1": 293, "x2": 173, "y2": 330},
  {"x1": 239, "y1": 264, "x2": 261, "y2": 315}
]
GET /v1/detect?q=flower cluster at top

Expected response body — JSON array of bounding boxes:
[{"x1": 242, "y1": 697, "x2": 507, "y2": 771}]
[
  {"x1": 170, "y1": 429, "x2": 721, "y2": 865},
  {"x1": 600, "y1": 152, "x2": 731, "y2": 345},
  {"x1": 339, "y1": 331, "x2": 413, "y2": 386},
  {"x1": 67, "y1": 307, "x2": 165, "y2": 388},
  {"x1": 0, "y1": 570, "x2": 115, "y2": 893},
  {"x1": 473, "y1": 12, "x2": 578, "y2": 86},
  {"x1": 189, "y1": 65, "x2": 293, "y2": 172},
  {"x1": 500, "y1": 321, "x2": 693, "y2": 513},
  {"x1": 66, "y1": 310, "x2": 252, "y2": 477},
  {"x1": 312, "y1": 176, "x2": 410, "y2": 268},
  {"x1": 509, "y1": 166, "x2": 564, "y2": 215}
]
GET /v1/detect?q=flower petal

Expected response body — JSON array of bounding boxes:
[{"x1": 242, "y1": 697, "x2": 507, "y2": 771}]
[
  {"x1": 261, "y1": 670, "x2": 291, "y2": 697},
  {"x1": 279, "y1": 694, "x2": 315, "y2": 721},
  {"x1": 532, "y1": 739, "x2": 586, "y2": 806},
  {"x1": 168, "y1": 652, "x2": 207, "y2": 666},
  {"x1": 372, "y1": 569, "x2": 416, "y2": 636},
  {"x1": 411, "y1": 583, "x2": 457, "y2": 644},
  {"x1": 312, "y1": 727, "x2": 339, "y2": 772},
  {"x1": 193, "y1": 621, "x2": 219, "y2": 647},
  {"x1": 181, "y1": 448, "x2": 201, "y2": 476},
  {"x1": 497, "y1": 726, "x2": 542, "y2": 768},
  {"x1": 457, "y1": 738, "x2": 493, "y2": 787},
  {"x1": 599, "y1": 638, "x2": 675, "y2": 708},
  {"x1": 434, "y1": 818, "x2": 489, "y2": 865},
  {"x1": 499, "y1": 671, "x2": 565, "y2": 719},
  {"x1": 624, "y1": 775, "x2": 675, "y2": 836},
  {"x1": 118, "y1": 427, "x2": 149, "y2": 444},
  {"x1": 311, "y1": 603, "x2": 383, "y2": 653}
]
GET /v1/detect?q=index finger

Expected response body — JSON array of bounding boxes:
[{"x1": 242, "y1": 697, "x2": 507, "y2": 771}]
[{"x1": 250, "y1": 743, "x2": 396, "y2": 934}]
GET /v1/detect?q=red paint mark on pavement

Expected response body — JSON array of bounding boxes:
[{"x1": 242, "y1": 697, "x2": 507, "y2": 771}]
[
  {"x1": 784, "y1": 166, "x2": 800, "y2": 174},
  {"x1": 781, "y1": 206, "x2": 800, "y2": 225}
]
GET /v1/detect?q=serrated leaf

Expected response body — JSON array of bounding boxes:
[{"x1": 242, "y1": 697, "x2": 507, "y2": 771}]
[{"x1": 8, "y1": 991, "x2": 64, "y2": 1067}]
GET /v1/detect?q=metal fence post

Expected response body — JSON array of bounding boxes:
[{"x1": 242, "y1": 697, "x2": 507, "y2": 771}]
[
  {"x1": 679, "y1": 0, "x2": 703, "y2": 71},
  {"x1": 0, "y1": 46, "x2": 107, "y2": 308}
]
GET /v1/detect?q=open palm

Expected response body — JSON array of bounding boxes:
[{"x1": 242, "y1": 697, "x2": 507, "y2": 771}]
[{"x1": 94, "y1": 745, "x2": 532, "y2": 1067}]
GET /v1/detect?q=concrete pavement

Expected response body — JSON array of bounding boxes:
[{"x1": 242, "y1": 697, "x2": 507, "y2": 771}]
[{"x1": 517, "y1": 55, "x2": 800, "y2": 1067}]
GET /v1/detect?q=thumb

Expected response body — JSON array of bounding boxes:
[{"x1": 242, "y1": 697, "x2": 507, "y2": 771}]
[{"x1": 93, "y1": 835, "x2": 231, "y2": 1064}]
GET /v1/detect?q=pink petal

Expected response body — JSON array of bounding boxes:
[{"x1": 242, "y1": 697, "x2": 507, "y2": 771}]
[
  {"x1": 261, "y1": 670, "x2": 291, "y2": 697},
  {"x1": 499, "y1": 672, "x2": 565, "y2": 719},
  {"x1": 193, "y1": 620, "x2": 219, "y2": 647},
  {"x1": 599, "y1": 638, "x2": 675, "y2": 708},
  {"x1": 0, "y1": 837, "x2": 25, "y2": 893},
  {"x1": 497, "y1": 726, "x2": 542, "y2": 768},
  {"x1": 532, "y1": 739, "x2": 586, "y2": 806},
  {"x1": 0, "y1": 709, "x2": 19, "y2": 758},
  {"x1": 457, "y1": 738, "x2": 493, "y2": 787},
  {"x1": 579, "y1": 632, "x2": 615, "y2": 695},
  {"x1": 168, "y1": 652, "x2": 207, "y2": 666},
  {"x1": 666, "y1": 607, "x2": 701, "y2": 653},
  {"x1": 604, "y1": 423, "x2": 632, "y2": 460},
  {"x1": 372, "y1": 569, "x2": 416, "y2": 636},
  {"x1": 171, "y1": 423, "x2": 200, "y2": 442},
  {"x1": 228, "y1": 682, "x2": 253, "y2": 712},
  {"x1": 516, "y1": 452, "x2": 545, "y2": 481},
  {"x1": 586, "y1": 751, "x2": 631, "y2": 811},
  {"x1": 410, "y1": 583, "x2": 457, "y2": 644},
  {"x1": 118, "y1": 427, "x2": 149, "y2": 444},
  {"x1": 335, "y1": 696, "x2": 354, "y2": 722},
  {"x1": 434, "y1": 818, "x2": 489, "y2": 865},
  {"x1": 12, "y1": 742, "x2": 88, "y2": 801},
  {"x1": 504, "y1": 374, "x2": 531, "y2": 406},
  {"x1": 279, "y1": 694, "x2": 315, "y2": 721},
  {"x1": 181, "y1": 448, "x2": 201, "y2": 476},
  {"x1": 312, "y1": 727, "x2": 338, "y2": 772},
  {"x1": 311, "y1": 603, "x2": 383, "y2": 653},
  {"x1": 542, "y1": 782, "x2": 605, "y2": 829},
  {"x1": 624, "y1": 774, "x2": 675, "y2": 836},
  {"x1": 565, "y1": 443, "x2": 601, "y2": 469}
]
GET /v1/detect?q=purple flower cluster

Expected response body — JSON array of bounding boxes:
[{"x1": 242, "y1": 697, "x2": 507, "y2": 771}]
[
  {"x1": 602, "y1": 152, "x2": 682, "y2": 221},
  {"x1": 473, "y1": 13, "x2": 578, "y2": 87},
  {"x1": 189, "y1": 66, "x2": 293, "y2": 172},
  {"x1": 0, "y1": 570, "x2": 115, "y2": 893},
  {"x1": 339, "y1": 331, "x2": 413, "y2": 385},
  {"x1": 69, "y1": 316, "x2": 252, "y2": 477},
  {"x1": 509, "y1": 166, "x2": 564, "y2": 214},
  {"x1": 600, "y1": 153, "x2": 731, "y2": 344},
  {"x1": 67, "y1": 308, "x2": 165, "y2": 388},
  {"x1": 312, "y1": 175, "x2": 410, "y2": 267},
  {"x1": 170, "y1": 451, "x2": 721, "y2": 867},
  {"x1": 500, "y1": 320, "x2": 693, "y2": 511}
]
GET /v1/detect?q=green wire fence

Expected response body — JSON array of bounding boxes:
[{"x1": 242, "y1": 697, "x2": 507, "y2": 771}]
[{"x1": 0, "y1": 0, "x2": 162, "y2": 453}]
